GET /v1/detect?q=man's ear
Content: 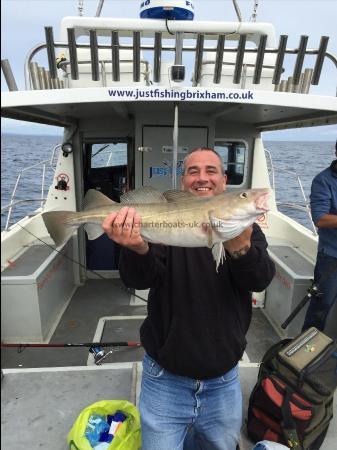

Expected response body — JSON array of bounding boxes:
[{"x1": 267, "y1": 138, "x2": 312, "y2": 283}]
[
  {"x1": 223, "y1": 174, "x2": 228, "y2": 189},
  {"x1": 181, "y1": 176, "x2": 185, "y2": 190}
]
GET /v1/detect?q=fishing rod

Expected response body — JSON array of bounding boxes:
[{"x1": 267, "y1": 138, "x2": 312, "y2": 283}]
[
  {"x1": 1, "y1": 341, "x2": 143, "y2": 365},
  {"x1": 1, "y1": 342, "x2": 142, "y2": 349},
  {"x1": 14, "y1": 223, "x2": 148, "y2": 303}
]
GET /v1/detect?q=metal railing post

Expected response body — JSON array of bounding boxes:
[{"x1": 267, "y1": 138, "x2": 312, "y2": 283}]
[{"x1": 41, "y1": 163, "x2": 46, "y2": 208}]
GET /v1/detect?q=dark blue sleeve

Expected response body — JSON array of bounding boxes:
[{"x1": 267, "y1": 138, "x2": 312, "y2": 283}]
[{"x1": 310, "y1": 171, "x2": 332, "y2": 224}]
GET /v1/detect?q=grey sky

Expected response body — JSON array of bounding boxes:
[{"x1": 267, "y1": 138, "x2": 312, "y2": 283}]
[{"x1": 1, "y1": 0, "x2": 337, "y2": 139}]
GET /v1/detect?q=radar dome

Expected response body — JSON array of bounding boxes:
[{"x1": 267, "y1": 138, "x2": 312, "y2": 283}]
[{"x1": 140, "y1": 1, "x2": 194, "y2": 20}]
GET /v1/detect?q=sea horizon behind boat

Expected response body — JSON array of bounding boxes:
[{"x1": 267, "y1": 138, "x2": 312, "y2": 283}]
[{"x1": 2, "y1": 132, "x2": 335, "y2": 231}]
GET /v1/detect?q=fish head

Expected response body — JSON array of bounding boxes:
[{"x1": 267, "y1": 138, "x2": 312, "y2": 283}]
[
  {"x1": 209, "y1": 188, "x2": 270, "y2": 241},
  {"x1": 213, "y1": 188, "x2": 270, "y2": 218}
]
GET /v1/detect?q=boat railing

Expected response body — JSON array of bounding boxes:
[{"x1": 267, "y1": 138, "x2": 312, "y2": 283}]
[
  {"x1": 264, "y1": 148, "x2": 317, "y2": 235},
  {"x1": 2, "y1": 24, "x2": 334, "y2": 93},
  {"x1": 2, "y1": 144, "x2": 61, "y2": 231}
]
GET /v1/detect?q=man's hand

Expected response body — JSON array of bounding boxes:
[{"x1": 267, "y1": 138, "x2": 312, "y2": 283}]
[
  {"x1": 102, "y1": 207, "x2": 149, "y2": 255},
  {"x1": 316, "y1": 214, "x2": 337, "y2": 229},
  {"x1": 223, "y1": 226, "x2": 253, "y2": 257}
]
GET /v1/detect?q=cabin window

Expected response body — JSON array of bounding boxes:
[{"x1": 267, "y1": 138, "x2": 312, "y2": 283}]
[
  {"x1": 214, "y1": 141, "x2": 246, "y2": 185},
  {"x1": 85, "y1": 139, "x2": 130, "y2": 202},
  {"x1": 90, "y1": 142, "x2": 127, "y2": 168}
]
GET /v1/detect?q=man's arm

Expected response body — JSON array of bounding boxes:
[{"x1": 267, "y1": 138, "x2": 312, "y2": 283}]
[
  {"x1": 310, "y1": 174, "x2": 337, "y2": 229},
  {"x1": 102, "y1": 207, "x2": 166, "y2": 289},
  {"x1": 226, "y1": 224, "x2": 275, "y2": 292}
]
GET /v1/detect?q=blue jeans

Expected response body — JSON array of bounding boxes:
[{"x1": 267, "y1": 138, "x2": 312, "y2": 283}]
[
  {"x1": 140, "y1": 353, "x2": 242, "y2": 450},
  {"x1": 303, "y1": 251, "x2": 337, "y2": 332}
]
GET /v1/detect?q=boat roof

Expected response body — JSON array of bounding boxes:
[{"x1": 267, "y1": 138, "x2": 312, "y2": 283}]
[
  {"x1": 59, "y1": 17, "x2": 277, "y2": 45},
  {"x1": 2, "y1": 88, "x2": 337, "y2": 131},
  {"x1": 1, "y1": 16, "x2": 337, "y2": 131}
]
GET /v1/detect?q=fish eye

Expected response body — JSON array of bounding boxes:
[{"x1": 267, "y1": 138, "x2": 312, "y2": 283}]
[{"x1": 239, "y1": 192, "x2": 248, "y2": 199}]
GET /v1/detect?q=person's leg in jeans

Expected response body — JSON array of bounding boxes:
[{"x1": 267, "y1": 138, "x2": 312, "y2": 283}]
[
  {"x1": 140, "y1": 354, "x2": 242, "y2": 450},
  {"x1": 183, "y1": 365, "x2": 242, "y2": 450},
  {"x1": 140, "y1": 354, "x2": 191, "y2": 450},
  {"x1": 302, "y1": 252, "x2": 337, "y2": 332}
]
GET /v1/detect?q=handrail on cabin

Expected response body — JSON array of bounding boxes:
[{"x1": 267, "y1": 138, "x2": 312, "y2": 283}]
[{"x1": 20, "y1": 26, "x2": 337, "y2": 94}]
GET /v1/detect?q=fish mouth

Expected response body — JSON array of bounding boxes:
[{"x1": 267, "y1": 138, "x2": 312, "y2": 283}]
[{"x1": 255, "y1": 192, "x2": 270, "y2": 212}]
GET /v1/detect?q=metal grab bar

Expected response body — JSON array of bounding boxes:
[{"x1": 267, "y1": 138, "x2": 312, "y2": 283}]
[
  {"x1": 276, "y1": 202, "x2": 312, "y2": 213},
  {"x1": 264, "y1": 148, "x2": 317, "y2": 235},
  {"x1": 3, "y1": 144, "x2": 61, "y2": 231}
]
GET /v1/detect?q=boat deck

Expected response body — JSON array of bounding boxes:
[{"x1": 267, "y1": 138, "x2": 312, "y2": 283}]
[
  {"x1": 2, "y1": 277, "x2": 280, "y2": 369},
  {"x1": 2, "y1": 363, "x2": 336, "y2": 450},
  {"x1": 2, "y1": 277, "x2": 336, "y2": 449}
]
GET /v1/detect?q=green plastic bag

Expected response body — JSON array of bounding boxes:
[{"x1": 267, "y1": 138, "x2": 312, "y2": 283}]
[{"x1": 67, "y1": 400, "x2": 141, "y2": 450}]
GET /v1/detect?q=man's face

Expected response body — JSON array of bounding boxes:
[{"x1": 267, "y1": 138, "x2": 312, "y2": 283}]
[{"x1": 181, "y1": 150, "x2": 227, "y2": 197}]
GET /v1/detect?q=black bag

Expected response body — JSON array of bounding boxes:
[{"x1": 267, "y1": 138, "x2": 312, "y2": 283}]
[{"x1": 247, "y1": 327, "x2": 337, "y2": 450}]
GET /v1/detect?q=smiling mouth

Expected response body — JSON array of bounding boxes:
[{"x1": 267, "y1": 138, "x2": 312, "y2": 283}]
[{"x1": 195, "y1": 187, "x2": 212, "y2": 192}]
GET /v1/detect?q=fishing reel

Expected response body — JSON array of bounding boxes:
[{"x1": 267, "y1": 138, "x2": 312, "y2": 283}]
[
  {"x1": 89, "y1": 346, "x2": 115, "y2": 365},
  {"x1": 307, "y1": 282, "x2": 321, "y2": 298}
]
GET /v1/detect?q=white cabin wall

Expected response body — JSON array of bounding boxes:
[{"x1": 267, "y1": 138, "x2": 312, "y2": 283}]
[
  {"x1": 251, "y1": 137, "x2": 277, "y2": 212},
  {"x1": 44, "y1": 143, "x2": 77, "y2": 212},
  {"x1": 79, "y1": 115, "x2": 133, "y2": 138}
]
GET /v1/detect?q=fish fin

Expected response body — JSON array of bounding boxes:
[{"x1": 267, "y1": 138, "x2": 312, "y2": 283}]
[
  {"x1": 209, "y1": 215, "x2": 247, "y2": 241},
  {"x1": 162, "y1": 190, "x2": 195, "y2": 202},
  {"x1": 120, "y1": 186, "x2": 167, "y2": 204},
  {"x1": 83, "y1": 189, "x2": 116, "y2": 211},
  {"x1": 42, "y1": 210, "x2": 77, "y2": 247},
  {"x1": 84, "y1": 223, "x2": 105, "y2": 241},
  {"x1": 212, "y1": 242, "x2": 226, "y2": 272}
]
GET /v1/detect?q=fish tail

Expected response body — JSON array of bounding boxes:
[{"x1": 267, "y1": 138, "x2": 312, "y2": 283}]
[{"x1": 42, "y1": 210, "x2": 79, "y2": 247}]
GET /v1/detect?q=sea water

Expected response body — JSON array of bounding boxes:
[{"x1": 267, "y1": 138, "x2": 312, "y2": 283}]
[{"x1": 1, "y1": 133, "x2": 335, "y2": 230}]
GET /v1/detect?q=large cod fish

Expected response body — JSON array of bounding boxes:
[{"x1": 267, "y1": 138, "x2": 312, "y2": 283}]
[{"x1": 42, "y1": 187, "x2": 270, "y2": 269}]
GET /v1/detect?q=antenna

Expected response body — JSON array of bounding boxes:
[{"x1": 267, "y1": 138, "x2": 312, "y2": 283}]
[
  {"x1": 95, "y1": 0, "x2": 105, "y2": 17},
  {"x1": 232, "y1": 0, "x2": 243, "y2": 22},
  {"x1": 250, "y1": 0, "x2": 259, "y2": 22},
  {"x1": 78, "y1": 0, "x2": 84, "y2": 16}
]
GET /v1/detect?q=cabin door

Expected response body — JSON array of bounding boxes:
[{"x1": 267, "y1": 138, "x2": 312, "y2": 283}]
[
  {"x1": 142, "y1": 126, "x2": 208, "y2": 191},
  {"x1": 84, "y1": 140, "x2": 129, "y2": 271}
]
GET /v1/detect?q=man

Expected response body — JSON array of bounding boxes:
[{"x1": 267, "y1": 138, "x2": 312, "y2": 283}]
[
  {"x1": 302, "y1": 142, "x2": 337, "y2": 333},
  {"x1": 102, "y1": 148, "x2": 275, "y2": 450}
]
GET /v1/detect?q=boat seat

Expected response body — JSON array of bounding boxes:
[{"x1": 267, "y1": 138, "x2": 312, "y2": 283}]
[
  {"x1": 198, "y1": 51, "x2": 277, "y2": 90},
  {"x1": 63, "y1": 49, "x2": 150, "y2": 88}
]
